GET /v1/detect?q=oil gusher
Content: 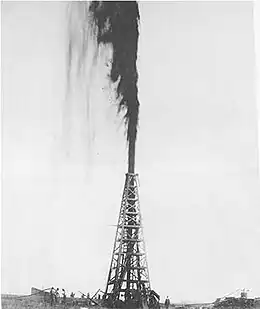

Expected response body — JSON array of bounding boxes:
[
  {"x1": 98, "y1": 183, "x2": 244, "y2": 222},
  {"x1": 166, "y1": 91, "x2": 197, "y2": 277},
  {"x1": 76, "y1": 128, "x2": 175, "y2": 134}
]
[
  {"x1": 78, "y1": 2, "x2": 160, "y2": 308},
  {"x1": 99, "y1": 0, "x2": 160, "y2": 303}
]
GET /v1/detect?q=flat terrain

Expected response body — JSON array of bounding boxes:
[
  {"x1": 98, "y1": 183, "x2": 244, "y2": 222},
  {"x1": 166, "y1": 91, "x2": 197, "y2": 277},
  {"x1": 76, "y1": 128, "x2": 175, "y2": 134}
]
[
  {"x1": 1, "y1": 295, "x2": 96, "y2": 309},
  {"x1": 2, "y1": 295, "x2": 260, "y2": 309},
  {"x1": 1, "y1": 296, "x2": 53, "y2": 309}
]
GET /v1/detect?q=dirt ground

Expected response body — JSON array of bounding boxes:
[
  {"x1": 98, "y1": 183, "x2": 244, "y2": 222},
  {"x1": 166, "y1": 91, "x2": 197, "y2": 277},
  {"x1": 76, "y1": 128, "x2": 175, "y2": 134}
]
[
  {"x1": 2, "y1": 296, "x2": 260, "y2": 309},
  {"x1": 1, "y1": 296, "x2": 100, "y2": 309}
]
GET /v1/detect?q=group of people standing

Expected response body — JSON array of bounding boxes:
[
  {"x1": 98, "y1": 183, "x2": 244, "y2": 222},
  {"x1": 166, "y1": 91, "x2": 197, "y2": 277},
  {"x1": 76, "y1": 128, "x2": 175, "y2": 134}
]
[
  {"x1": 49, "y1": 287, "x2": 67, "y2": 306},
  {"x1": 48, "y1": 288, "x2": 91, "y2": 307},
  {"x1": 48, "y1": 287, "x2": 171, "y2": 308}
]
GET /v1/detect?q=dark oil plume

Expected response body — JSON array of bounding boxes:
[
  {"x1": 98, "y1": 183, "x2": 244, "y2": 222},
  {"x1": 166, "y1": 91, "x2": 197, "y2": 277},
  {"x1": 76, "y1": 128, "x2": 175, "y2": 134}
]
[{"x1": 67, "y1": 1, "x2": 140, "y2": 173}]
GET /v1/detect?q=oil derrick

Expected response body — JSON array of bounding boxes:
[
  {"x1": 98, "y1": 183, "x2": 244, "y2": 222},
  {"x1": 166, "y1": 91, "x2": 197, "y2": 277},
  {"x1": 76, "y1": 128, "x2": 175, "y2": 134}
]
[{"x1": 103, "y1": 173, "x2": 154, "y2": 309}]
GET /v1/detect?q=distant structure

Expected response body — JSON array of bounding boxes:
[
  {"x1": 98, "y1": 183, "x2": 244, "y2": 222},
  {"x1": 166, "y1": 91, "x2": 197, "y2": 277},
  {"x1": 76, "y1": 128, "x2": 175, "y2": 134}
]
[
  {"x1": 30, "y1": 287, "x2": 49, "y2": 300},
  {"x1": 213, "y1": 289, "x2": 255, "y2": 309}
]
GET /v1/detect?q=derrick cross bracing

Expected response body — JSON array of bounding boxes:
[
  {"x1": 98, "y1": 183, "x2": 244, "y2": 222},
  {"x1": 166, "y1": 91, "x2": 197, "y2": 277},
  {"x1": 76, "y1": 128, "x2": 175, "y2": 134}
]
[{"x1": 104, "y1": 173, "x2": 151, "y2": 308}]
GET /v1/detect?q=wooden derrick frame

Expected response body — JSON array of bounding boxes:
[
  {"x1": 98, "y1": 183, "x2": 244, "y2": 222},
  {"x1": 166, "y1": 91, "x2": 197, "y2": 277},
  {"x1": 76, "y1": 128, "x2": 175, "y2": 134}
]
[{"x1": 104, "y1": 173, "x2": 151, "y2": 307}]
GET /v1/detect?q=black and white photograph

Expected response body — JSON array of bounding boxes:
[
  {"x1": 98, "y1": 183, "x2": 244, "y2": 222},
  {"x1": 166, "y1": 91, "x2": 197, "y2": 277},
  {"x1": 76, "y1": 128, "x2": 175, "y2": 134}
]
[{"x1": 1, "y1": 1, "x2": 260, "y2": 309}]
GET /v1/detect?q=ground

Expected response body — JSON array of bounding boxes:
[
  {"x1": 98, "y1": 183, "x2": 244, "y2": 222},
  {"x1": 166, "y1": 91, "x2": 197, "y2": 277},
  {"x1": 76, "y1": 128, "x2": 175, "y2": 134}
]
[
  {"x1": 2, "y1": 295, "x2": 260, "y2": 309},
  {"x1": 1, "y1": 295, "x2": 102, "y2": 309}
]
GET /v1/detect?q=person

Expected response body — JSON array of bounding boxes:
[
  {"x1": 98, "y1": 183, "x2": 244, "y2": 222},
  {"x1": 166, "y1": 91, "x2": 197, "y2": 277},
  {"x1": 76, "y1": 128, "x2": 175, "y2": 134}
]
[
  {"x1": 50, "y1": 287, "x2": 55, "y2": 306},
  {"x1": 62, "y1": 289, "x2": 66, "y2": 304},
  {"x1": 86, "y1": 293, "x2": 90, "y2": 306},
  {"x1": 55, "y1": 288, "x2": 60, "y2": 304},
  {"x1": 70, "y1": 292, "x2": 75, "y2": 306},
  {"x1": 165, "y1": 296, "x2": 170, "y2": 309}
]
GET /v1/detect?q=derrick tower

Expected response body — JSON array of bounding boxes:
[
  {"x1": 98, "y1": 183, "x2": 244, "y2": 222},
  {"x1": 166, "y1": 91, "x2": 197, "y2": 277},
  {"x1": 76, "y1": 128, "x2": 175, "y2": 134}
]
[{"x1": 103, "y1": 173, "x2": 152, "y2": 308}]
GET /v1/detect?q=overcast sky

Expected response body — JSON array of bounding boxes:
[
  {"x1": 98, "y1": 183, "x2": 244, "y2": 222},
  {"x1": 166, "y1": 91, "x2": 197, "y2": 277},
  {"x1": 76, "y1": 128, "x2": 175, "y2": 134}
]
[{"x1": 2, "y1": 1, "x2": 260, "y2": 303}]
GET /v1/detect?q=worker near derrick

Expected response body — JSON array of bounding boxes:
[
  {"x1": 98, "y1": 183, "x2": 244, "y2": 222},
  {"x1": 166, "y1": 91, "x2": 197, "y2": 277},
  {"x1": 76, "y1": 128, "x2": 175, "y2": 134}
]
[
  {"x1": 70, "y1": 292, "x2": 75, "y2": 306},
  {"x1": 62, "y1": 289, "x2": 66, "y2": 304},
  {"x1": 50, "y1": 287, "x2": 55, "y2": 306},
  {"x1": 55, "y1": 288, "x2": 60, "y2": 304},
  {"x1": 86, "y1": 292, "x2": 91, "y2": 306},
  {"x1": 165, "y1": 296, "x2": 170, "y2": 309}
]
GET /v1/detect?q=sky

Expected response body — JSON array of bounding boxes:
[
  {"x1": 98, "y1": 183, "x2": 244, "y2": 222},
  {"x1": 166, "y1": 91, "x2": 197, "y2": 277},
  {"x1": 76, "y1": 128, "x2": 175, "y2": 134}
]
[{"x1": 2, "y1": 1, "x2": 260, "y2": 303}]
